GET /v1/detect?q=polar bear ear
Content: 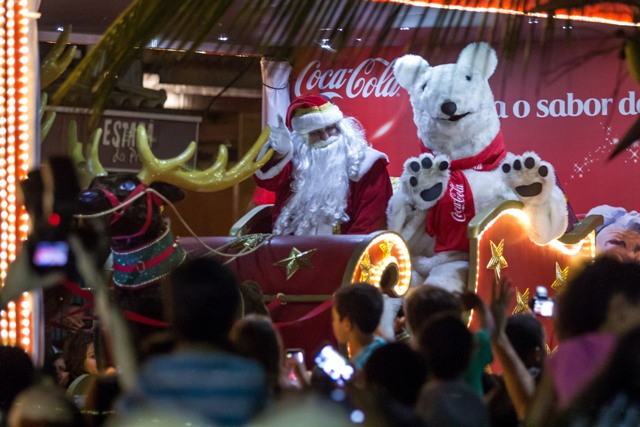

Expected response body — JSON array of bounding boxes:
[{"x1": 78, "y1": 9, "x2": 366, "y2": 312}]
[
  {"x1": 457, "y1": 42, "x2": 498, "y2": 79},
  {"x1": 393, "y1": 54, "x2": 430, "y2": 90}
]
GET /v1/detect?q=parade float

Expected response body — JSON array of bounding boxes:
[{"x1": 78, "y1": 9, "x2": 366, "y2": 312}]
[{"x1": 2, "y1": 0, "x2": 639, "y2": 366}]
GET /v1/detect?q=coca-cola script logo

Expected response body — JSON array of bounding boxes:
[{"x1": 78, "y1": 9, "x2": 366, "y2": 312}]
[
  {"x1": 294, "y1": 58, "x2": 401, "y2": 99},
  {"x1": 450, "y1": 183, "x2": 467, "y2": 223}
]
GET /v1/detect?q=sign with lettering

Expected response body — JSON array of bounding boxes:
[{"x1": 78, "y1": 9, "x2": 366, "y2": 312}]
[
  {"x1": 291, "y1": 41, "x2": 640, "y2": 215},
  {"x1": 40, "y1": 107, "x2": 201, "y2": 172}
]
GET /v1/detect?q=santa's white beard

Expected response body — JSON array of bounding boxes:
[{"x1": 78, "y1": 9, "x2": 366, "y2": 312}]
[{"x1": 274, "y1": 136, "x2": 353, "y2": 235}]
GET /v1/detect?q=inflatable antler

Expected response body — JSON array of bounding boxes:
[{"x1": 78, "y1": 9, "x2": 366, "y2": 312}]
[
  {"x1": 40, "y1": 26, "x2": 77, "y2": 90},
  {"x1": 68, "y1": 120, "x2": 107, "y2": 188},
  {"x1": 136, "y1": 124, "x2": 273, "y2": 191}
]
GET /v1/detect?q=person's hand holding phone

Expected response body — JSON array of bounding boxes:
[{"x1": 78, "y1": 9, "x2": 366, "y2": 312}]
[{"x1": 284, "y1": 349, "x2": 309, "y2": 390}]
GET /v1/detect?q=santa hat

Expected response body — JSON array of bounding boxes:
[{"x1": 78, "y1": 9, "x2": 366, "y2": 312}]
[{"x1": 286, "y1": 94, "x2": 343, "y2": 134}]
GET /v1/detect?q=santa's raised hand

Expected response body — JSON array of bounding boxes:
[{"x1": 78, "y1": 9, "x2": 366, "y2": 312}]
[{"x1": 268, "y1": 115, "x2": 293, "y2": 159}]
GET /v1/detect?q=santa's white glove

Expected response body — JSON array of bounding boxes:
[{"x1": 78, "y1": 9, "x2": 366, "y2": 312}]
[{"x1": 267, "y1": 115, "x2": 293, "y2": 158}]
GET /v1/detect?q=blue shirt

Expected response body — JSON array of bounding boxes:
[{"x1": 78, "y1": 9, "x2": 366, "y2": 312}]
[
  {"x1": 350, "y1": 336, "x2": 387, "y2": 370},
  {"x1": 118, "y1": 349, "x2": 267, "y2": 426}
]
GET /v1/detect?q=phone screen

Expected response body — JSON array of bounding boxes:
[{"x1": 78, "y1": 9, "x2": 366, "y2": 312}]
[
  {"x1": 32, "y1": 241, "x2": 69, "y2": 267},
  {"x1": 533, "y1": 298, "x2": 554, "y2": 317},
  {"x1": 314, "y1": 345, "x2": 354, "y2": 385},
  {"x1": 286, "y1": 349, "x2": 305, "y2": 365}
]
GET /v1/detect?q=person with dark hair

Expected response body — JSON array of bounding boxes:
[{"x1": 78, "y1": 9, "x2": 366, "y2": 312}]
[
  {"x1": 404, "y1": 285, "x2": 461, "y2": 341},
  {"x1": 117, "y1": 256, "x2": 267, "y2": 426},
  {"x1": 415, "y1": 314, "x2": 490, "y2": 427},
  {"x1": 527, "y1": 256, "x2": 640, "y2": 426},
  {"x1": 64, "y1": 331, "x2": 98, "y2": 388},
  {"x1": 230, "y1": 314, "x2": 306, "y2": 395},
  {"x1": 403, "y1": 285, "x2": 494, "y2": 396},
  {"x1": 362, "y1": 342, "x2": 427, "y2": 408},
  {"x1": 504, "y1": 314, "x2": 546, "y2": 373},
  {"x1": 0, "y1": 346, "x2": 34, "y2": 422},
  {"x1": 487, "y1": 276, "x2": 546, "y2": 426},
  {"x1": 332, "y1": 283, "x2": 385, "y2": 370}
]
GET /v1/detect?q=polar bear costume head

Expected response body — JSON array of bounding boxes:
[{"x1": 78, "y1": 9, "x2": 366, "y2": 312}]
[{"x1": 393, "y1": 42, "x2": 500, "y2": 160}]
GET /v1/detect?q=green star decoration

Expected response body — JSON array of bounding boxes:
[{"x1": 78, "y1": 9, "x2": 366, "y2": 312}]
[
  {"x1": 274, "y1": 247, "x2": 317, "y2": 280},
  {"x1": 551, "y1": 262, "x2": 569, "y2": 292}
]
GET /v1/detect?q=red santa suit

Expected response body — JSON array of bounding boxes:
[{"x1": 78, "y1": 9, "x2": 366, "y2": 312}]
[{"x1": 255, "y1": 148, "x2": 392, "y2": 235}]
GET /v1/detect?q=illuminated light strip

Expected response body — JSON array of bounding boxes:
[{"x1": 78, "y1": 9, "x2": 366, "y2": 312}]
[
  {"x1": 350, "y1": 232, "x2": 412, "y2": 297},
  {"x1": 385, "y1": 0, "x2": 640, "y2": 27},
  {"x1": 0, "y1": 0, "x2": 31, "y2": 353}
]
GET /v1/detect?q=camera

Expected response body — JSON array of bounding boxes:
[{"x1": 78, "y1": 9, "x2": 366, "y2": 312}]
[
  {"x1": 530, "y1": 286, "x2": 554, "y2": 317},
  {"x1": 21, "y1": 157, "x2": 81, "y2": 275},
  {"x1": 314, "y1": 344, "x2": 354, "y2": 386}
]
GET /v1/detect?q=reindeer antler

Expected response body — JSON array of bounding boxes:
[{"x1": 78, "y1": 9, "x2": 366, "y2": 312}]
[
  {"x1": 136, "y1": 124, "x2": 273, "y2": 191},
  {"x1": 40, "y1": 26, "x2": 77, "y2": 90},
  {"x1": 68, "y1": 120, "x2": 107, "y2": 188}
]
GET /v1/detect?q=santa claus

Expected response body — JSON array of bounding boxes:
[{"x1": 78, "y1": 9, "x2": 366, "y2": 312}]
[{"x1": 255, "y1": 94, "x2": 392, "y2": 236}]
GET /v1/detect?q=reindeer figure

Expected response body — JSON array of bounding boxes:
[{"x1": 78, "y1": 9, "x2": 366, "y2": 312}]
[{"x1": 75, "y1": 124, "x2": 271, "y2": 346}]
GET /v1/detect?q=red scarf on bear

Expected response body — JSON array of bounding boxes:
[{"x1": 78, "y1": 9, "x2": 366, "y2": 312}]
[{"x1": 422, "y1": 131, "x2": 507, "y2": 252}]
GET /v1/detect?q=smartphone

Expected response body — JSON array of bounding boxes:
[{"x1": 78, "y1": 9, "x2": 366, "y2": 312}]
[
  {"x1": 31, "y1": 241, "x2": 69, "y2": 269},
  {"x1": 314, "y1": 344, "x2": 354, "y2": 385},
  {"x1": 286, "y1": 348, "x2": 305, "y2": 365},
  {"x1": 532, "y1": 298, "x2": 554, "y2": 317}
]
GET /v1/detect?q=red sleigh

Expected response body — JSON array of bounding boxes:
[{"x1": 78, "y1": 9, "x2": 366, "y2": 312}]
[
  {"x1": 193, "y1": 200, "x2": 601, "y2": 362},
  {"x1": 181, "y1": 220, "x2": 412, "y2": 361},
  {"x1": 467, "y1": 200, "x2": 601, "y2": 356}
]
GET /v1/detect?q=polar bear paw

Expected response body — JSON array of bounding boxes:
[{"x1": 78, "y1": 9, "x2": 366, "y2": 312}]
[
  {"x1": 501, "y1": 151, "x2": 555, "y2": 202},
  {"x1": 401, "y1": 153, "x2": 451, "y2": 211}
]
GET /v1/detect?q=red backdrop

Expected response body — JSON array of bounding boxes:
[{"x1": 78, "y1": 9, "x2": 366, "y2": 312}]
[{"x1": 291, "y1": 38, "x2": 640, "y2": 216}]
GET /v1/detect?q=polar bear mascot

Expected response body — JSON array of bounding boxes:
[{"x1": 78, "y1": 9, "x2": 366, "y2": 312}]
[{"x1": 387, "y1": 42, "x2": 568, "y2": 293}]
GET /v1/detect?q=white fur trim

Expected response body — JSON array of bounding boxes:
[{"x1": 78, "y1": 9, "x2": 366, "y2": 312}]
[
  {"x1": 254, "y1": 149, "x2": 294, "y2": 180},
  {"x1": 291, "y1": 104, "x2": 343, "y2": 134},
  {"x1": 353, "y1": 148, "x2": 388, "y2": 181}
]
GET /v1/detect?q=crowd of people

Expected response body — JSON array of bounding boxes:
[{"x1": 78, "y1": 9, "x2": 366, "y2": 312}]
[
  {"x1": 3, "y1": 254, "x2": 640, "y2": 427},
  {"x1": 2, "y1": 95, "x2": 640, "y2": 427}
]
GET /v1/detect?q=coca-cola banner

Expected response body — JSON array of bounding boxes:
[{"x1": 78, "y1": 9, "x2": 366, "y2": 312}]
[{"x1": 291, "y1": 41, "x2": 640, "y2": 216}]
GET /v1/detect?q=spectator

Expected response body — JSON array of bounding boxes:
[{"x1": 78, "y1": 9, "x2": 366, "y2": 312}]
[
  {"x1": 64, "y1": 331, "x2": 98, "y2": 388},
  {"x1": 255, "y1": 94, "x2": 392, "y2": 235},
  {"x1": 488, "y1": 276, "x2": 546, "y2": 426},
  {"x1": 527, "y1": 256, "x2": 640, "y2": 426},
  {"x1": 403, "y1": 285, "x2": 494, "y2": 396},
  {"x1": 230, "y1": 314, "x2": 308, "y2": 395},
  {"x1": 0, "y1": 346, "x2": 34, "y2": 423},
  {"x1": 362, "y1": 342, "x2": 427, "y2": 409},
  {"x1": 117, "y1": 256, "x2": 267, "y2": 426},
  {"x1": 332, "y1": 283, "x2": 385, "y2": 371},
  {"x1": 415, "y1": 314, "x2": 490, "y2": 427},
  {"x1": 7, "y1": 383, "x2": 84, "y2": 427},
  {"x1": 553, "y1": 325, "x2": 640, "y2": 426},
  {"x1": 42, "y1": 351, "x2": 69, "y2": 390}
]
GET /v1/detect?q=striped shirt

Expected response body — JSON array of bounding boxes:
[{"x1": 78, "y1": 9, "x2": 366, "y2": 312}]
[{"x1": 118, "y1": 350, "x2": 267, "y2": 426}]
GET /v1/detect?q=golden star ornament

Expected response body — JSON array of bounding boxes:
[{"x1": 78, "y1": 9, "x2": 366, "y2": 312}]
[
  {"x1": 551, "y1": 262, "x2": 569, "y2": 292},
  {"x1": 487, "y1": 239, "x2": 508, "y2": 280},
  {"x1": 513, "y1": 287, "x2": 531, "y2": 315},
  {"x1": 274, "y1": 247, "x2": 317, "y2": 280},
  {"x1": 359, "y1": 252, "x2": 372, "y2": 282}
]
